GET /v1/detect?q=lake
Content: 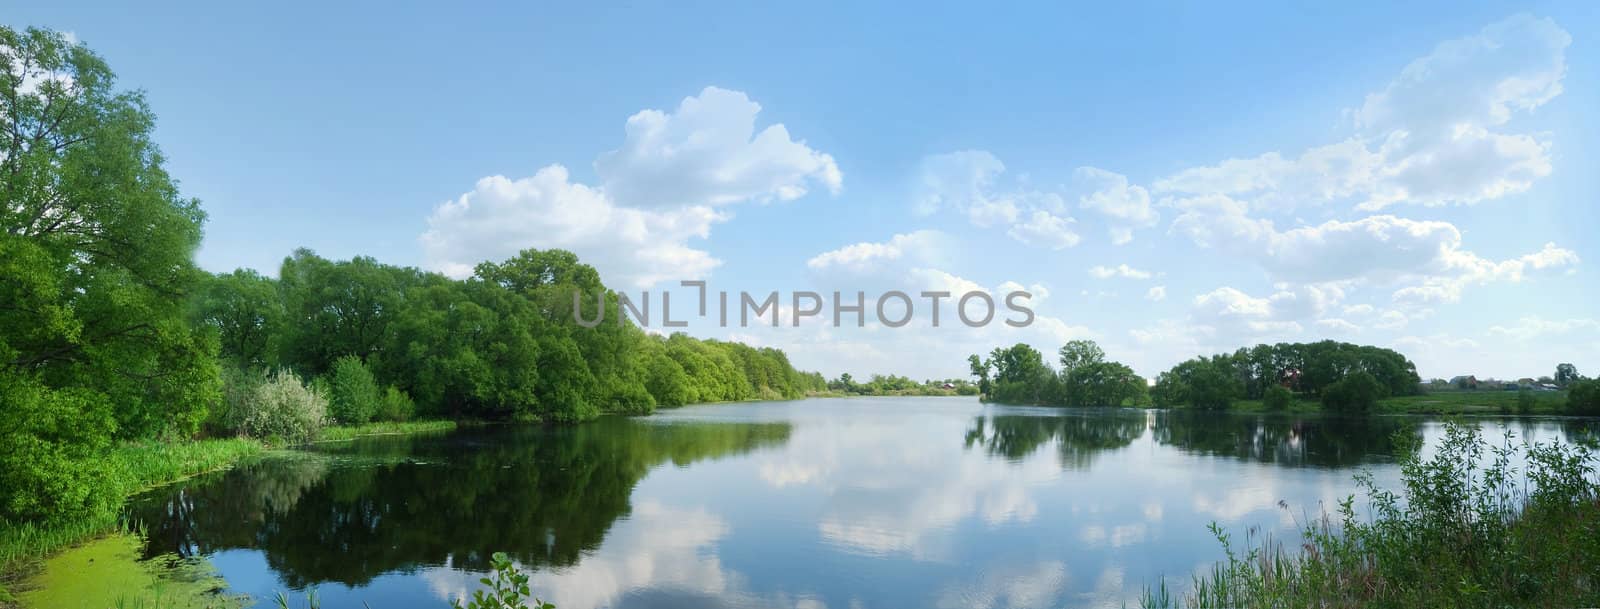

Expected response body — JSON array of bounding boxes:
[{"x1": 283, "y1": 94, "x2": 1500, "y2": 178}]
[{"x1": 125, "y1": 397, "x2": 1596, "y2": 609}]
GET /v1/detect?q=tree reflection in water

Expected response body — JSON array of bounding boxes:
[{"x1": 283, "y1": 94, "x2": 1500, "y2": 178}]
[
  {"x1": 126, "y1": 418, "x2": 790, "y2": 589},
  {"x1": 964, "y1": 409, "x2": 1421, "y2": 470}
]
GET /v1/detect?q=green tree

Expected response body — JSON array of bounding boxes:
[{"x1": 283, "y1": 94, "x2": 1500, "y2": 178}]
[
  {"x1": 327, "y1": 355, "x2": 381, "y2": 425},
  {"x1": 1567, "y1": 379, "x2": 1600, "y2": 416},
  {"x1": 1263, "y1": 384, "x2": 1293, "y2": 411},
  {"x1": 1057, "y1": 340, "x2": 1106, "y2": 374},
  {"x1": 1, "y1": 26, "x2": 220, "y2": 439},
  {"x1": 1555, "y1": 363, "x2": 1579, "y2": 387},
  {"x1": 191, "y1": 269, "x2": 283, "y2": 368},
  {"x1": 1322, "y1": 370, "x2": 1386, "y2": 413}
]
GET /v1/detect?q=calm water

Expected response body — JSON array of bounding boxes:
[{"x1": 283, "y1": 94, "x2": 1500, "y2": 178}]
[{"x1": 127, "y1": 397, "x2": 1596, "y2": 609}]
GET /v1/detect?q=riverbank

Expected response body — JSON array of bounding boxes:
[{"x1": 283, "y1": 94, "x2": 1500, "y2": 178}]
[{"x1": 0, "y1": 419, "x2": 458, "y2": 606}]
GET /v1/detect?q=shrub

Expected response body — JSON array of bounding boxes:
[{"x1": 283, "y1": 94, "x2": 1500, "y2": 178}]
[
  {"x1": 239, "y1": 370, "x2": 327, "y2": 444},
  {"x1": 1263, "y1": 385, "x2": 1293, "y2": 411},
  {"x1": 327, "y1": 355, "x2": 380, "y2": 425},
  {"x1": 0, "y1": 374, "x2": 117, "y2": 524},
  {"x1": 1517, "y1": 388, "x2": 1536, "y2": 414},
  {"x1": 1569, "y1": 378, "x2": 1600, "y2": 416},
  {"x1": 1147, "y1": 423, "x2": 1600, "y2": 608},
  {"x1": 377, "y1": 386, "x2": 416, "y2": 422},
  {"x1": 1322, "y1": 371, "x2": 1385, "y2": 413},
  {"x1": 211, "y1": 368, "x2": 266, "y2": 436},
  {"x1": 452, "y1": 552, "x2": 555, "y2": 609}
]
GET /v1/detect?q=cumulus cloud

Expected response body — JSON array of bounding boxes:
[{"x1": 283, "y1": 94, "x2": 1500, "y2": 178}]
[
  {"x1": 1145, "y1": 286, "x2": 1166, "y2": 302},
  {"x1": 1076, "y1": 167, "x2": 1159, "y2": 244},
  {"x1": 1488, "y1": 316, "x2": 1600, "y2": 338},
  {"x1": 1088, "y1": 264, "x2": 1152, "y2": 280},
  {"x1": 806, "y1": 230, "x2": 947, "y2": 273},
  {"x1": 422, "y1": 87, "x2": 839, "y2": 287},
  {"x1": 1007, "y1": 210, "x2": 1081, "y2": 249},
  {"x1": 1157, "y1": 15, "x2": 1568, "y2": 211},
  {"x1": 915, "y1": 151, "x2": 1080, "y2": 248},
  {"x1": 1168, "y1": 198, "x2": 1578, "y2": 301},
  {"x1": 595, "y1": 86, "x2": 842, "y2": 208}
]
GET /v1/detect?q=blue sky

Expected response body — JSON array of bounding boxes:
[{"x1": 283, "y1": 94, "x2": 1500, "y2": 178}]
[{"x1": 10, "y1": 1, "x2": 1598, "y2": 381}]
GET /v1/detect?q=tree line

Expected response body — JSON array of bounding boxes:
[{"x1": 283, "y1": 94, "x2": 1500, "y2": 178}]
[
  {"x1": 195, "y1": 248, "x2": 825, "y2": 427},
  {"x1": 967, "y1": 340, "x2": 1150, "y2": 407},
  {"x1": 0, "y1": 26, "x2": 819, "y2": 528},
  {"x1": 1151, "y1": 340, "x2": 1423, "y2": 413}
]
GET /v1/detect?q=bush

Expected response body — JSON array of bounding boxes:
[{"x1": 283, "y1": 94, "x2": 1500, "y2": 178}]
[
  {"x1": 1263, "y1": 385, "x2": 1293, "y2": 411},
  {"x1": 1517, "y1": 388, "x2": 1536, "y2": 414},
  {"x1": 0, "y1": 374, "x2": 117, "y2": 524},
  {"x1": 1148, "y1": 423, "x2": 1600, "y2": 608},
  {"x1": 327, "y1": 355, "x2": 381, "y2": 425},
  {"x1": 238, "y1": 370, "x2": 327, "y2": 444},
  {"x1": 1322, "y1": 371, "x2": 1386, "y2": 413},
  {"x1": 377, "y1": 386, "x2": 416, "y2": 422},
  {"x1": 211, "y1": 368, "x2": 266, "y2": 436},
  {"x1": 1569, "y1": 378, "x2": 1600, "y2": 416}
]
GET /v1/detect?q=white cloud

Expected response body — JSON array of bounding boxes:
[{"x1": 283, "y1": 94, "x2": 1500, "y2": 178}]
[
  {"x1": 1156, "y1": 14, "x2": 1568, "y2": 211},
  {"x1": 595, "y1": 86, "x2": 841, "y2": 208},
  {"x1": 806, "y1": 230, "x2": 947, "y2": 273},
  {"x1": 1169, "y1": 198, "x2": 1579, "y2": 301},
  {"x1": 1354, "y1": 14, "x2": 1568, "y2": 136},
  {"x1": 422, "y1": 87, "x2": 838, "y2": 287},
  {"x1": 915, "y1": 150, "x2": 1080, "y2": 248},
  {"x1": 421, "y1": 166, "x2": 727, "y2": 286},
  {"x1": 1088, "y1": 264, "x2": 1152, "y2": 280},
  {"x1": 1190, "y1": 287, "x2": 1306, "y2": 336},
  {"x1": 1006, "y1": 210, "x2": 1081, "y2": 249},
  {"x1": 1145, "y1": 286, "x2": 1166, "y2": 302},
  {"x1": 1076, "y1": 167, "x2": 1159, "y2": 244},
  {"x1": 1316, "y1": 318, "x2": 1361, "y2": 333},
  {"x1": 1489, "y1": 316, "x2": 1600, "y2": 338}
]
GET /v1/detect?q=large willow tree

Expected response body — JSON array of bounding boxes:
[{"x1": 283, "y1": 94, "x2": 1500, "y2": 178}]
[{"x1": 1, "y1": 27, "x2": 216, "y2": 521}]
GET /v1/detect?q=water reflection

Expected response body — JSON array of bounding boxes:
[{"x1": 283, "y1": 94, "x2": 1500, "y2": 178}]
[
  {"x1": 130, "y1": 419, "x2": 790, "y2": 588},
  {"x1": 964, "y1": 411, "x2": 1145, "y2": 468},
  {"x1": 122, "y1": 399, "x2": 1597, "y2": 609},
  {"x1": 1150, "y1": 412, "x2": 1417, "y2": 468}
]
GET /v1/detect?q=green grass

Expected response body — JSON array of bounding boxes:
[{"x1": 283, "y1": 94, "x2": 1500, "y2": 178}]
[
  {"x1": 1143, "y1": 422, "x2": 1600, "y2": 608},
  {"x1": 314, "y1": 419, "x2": 457, "y2": 443},
  {"x1": 1145, "y1": 389, "x2": 1571, "y2": 416},
  {"x1": 1375, "y1": 389, "x2": 1567, "y2": 415},
  {"x1": 0, "y1": 438, "x2": 263, "y2": 571}
]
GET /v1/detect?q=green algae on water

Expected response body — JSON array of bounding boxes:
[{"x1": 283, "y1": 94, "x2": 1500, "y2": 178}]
[{"x1": 17, "y1": 533, "x2": 244, "y2": 609}]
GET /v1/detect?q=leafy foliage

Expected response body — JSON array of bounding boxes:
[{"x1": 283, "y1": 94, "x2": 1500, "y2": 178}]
[
  {"x1": 1151, "y1": 341, "x2": 1421, "y2": 411},
  {"x1": 1569, "y1": 379, "x2": 1600, "y2": 416},
  {"x1": 236, "y1": 370, "x2": 327, "y2": 445},
  {"x1": 326, "y1": 355, "x2": 380, "y2": 425},
  {"x1": 1321, "y1": 370, "x2": 1386, "y2": 413},
  {"x1": 377, "y1": 386, "x2": 416, "y2": 422},
  {"x1": 1262, "y1": 384, "x2": 1293, "y2": 411},
  {"x1": 452, "y1": 552, "x2": 555, "y2": 609},
  {"x1": 971, "y1": 341, "x2": 1147, "y2": 407},
  {"x1": 1146, "y1": 423, "x2": 1600, "y2": 608}
]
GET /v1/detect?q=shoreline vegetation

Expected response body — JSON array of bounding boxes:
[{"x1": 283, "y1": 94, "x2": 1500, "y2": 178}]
[
  {"x1": 0, "y1": 420, "x2": 456, "y2": 603},
  {"x1": 1142, "y1": 422, "x2": 1600, "y2": 608},
  {"x1": 969, "y1": 339, "x2": 1594, "y2": 417}
]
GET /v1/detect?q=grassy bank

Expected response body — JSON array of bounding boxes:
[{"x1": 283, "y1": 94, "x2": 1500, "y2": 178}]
[
  {"x1": 1143, "y1": 422, "x2": 1600, "y2": 608},
  {"x1": 0, "y1": 419, "x2": 458, "y2": 604},
  {"x1": 0, "y1": 438, "x2": 263, "y2": 574},
  {"x1": 314, "y1": 419, "x2": 458, "y2": 443}
]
